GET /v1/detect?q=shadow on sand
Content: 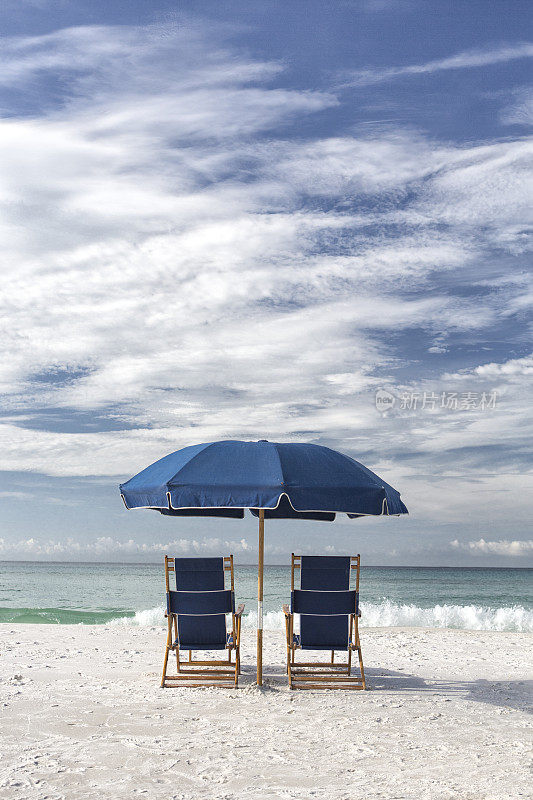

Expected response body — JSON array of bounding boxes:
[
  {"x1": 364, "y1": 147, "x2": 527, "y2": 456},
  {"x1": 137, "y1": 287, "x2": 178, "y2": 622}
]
[{"x1": 240, "y1": 662, "x2": 532, "y2": 713}]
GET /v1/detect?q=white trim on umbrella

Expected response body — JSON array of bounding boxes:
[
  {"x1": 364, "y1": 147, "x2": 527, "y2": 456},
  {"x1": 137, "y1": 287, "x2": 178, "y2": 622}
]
[{"x1": 120, "y1": 491, "x2": 396, "y2": 516}]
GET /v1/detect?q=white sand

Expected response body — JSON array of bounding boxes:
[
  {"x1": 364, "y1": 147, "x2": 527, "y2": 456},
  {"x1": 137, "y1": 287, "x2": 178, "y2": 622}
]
[{"x1": 1, "y1": 625, "x2": 531, "y2": 800}]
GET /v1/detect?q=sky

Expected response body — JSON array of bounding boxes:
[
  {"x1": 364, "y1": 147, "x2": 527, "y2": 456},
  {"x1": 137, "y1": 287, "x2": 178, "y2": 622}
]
[{"x1": 0, "y1": 0, "x2": 532, "y2": 566}]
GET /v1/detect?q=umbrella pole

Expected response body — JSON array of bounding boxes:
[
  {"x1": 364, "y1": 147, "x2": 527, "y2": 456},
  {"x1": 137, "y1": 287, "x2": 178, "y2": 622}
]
[{"x1": 257, "y1": 509, "x2": 265, "y2": 685}]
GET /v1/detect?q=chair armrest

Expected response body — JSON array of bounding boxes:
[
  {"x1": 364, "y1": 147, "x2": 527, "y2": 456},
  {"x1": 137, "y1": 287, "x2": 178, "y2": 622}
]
[
  {"x1": 234, "y1": 604, "x2": 245, "y2": 618},
  {"x1": 282, "y1": 604, "x2": 291, "y2": 616}
]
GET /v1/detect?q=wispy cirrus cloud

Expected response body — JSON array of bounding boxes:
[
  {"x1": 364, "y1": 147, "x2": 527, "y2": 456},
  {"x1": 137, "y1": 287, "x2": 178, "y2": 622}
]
[
  {"x1": 340, "y1": 42, "x2": 533, "y2": 87},
  {"x1": 500, "y1": 87, "x2": 533, "y2": 126},
  {"x1": 0, "y1": 19, "x2": 531, "y2": 558},
  {"x1": 0, "y1": 22, "x2": 283, "y2": 91}
]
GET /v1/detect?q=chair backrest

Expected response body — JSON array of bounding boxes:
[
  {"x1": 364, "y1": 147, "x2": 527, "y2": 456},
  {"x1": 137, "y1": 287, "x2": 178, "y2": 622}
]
[
  {"x1": 301, "y1": 555, "x2": 350, "y2": 590},
  {"x1": 175, "y1": 556, "x2": 226, "y2": 589},
  {"x1": 165, "y1": 556, "x2": 234, "y2": 649},
  {"x1": 292, "y1": 554, "x2": 359, "y2": 650}
]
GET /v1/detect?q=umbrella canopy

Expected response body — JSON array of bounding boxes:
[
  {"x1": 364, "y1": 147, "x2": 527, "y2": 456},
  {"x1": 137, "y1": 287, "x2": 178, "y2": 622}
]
[
  {"x1": 119, "y1": 439, "x2": 408, "y2": 518},
  {"x1": 119, "y1": 439, "x2": 408, "y2": 684}
]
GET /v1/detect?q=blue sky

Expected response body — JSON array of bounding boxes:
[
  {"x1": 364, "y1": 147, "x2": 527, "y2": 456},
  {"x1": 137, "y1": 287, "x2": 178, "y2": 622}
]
[{"x1": 0, "y1": 0, "x2": 532, "y2": 565}]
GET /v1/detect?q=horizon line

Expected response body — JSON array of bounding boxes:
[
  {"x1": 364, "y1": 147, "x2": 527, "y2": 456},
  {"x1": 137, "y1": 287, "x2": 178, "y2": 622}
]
[{"x1": 0, "y1": 559, "x2": 531, "y2": 570}]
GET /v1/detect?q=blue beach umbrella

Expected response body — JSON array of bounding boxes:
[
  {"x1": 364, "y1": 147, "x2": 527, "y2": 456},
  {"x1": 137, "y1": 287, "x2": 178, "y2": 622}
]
[{"x1": 119, "y1": 439, "x2": 408, "y2": 684}]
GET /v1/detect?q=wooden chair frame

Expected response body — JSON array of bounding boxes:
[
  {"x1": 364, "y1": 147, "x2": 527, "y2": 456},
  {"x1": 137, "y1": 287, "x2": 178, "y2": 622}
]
[
  {"x1": 283, "y1": 554, "x2": 366, "y2": 690},
  {"x1": 161, "y1": 555, "x2": 244, "y2": 688}
]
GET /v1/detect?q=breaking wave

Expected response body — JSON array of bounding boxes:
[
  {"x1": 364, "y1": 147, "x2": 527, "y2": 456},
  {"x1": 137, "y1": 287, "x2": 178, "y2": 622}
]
[
  {"x1": 108, "y1": 607, "x2": 288, "y2": 629},
  {"x1": 360, "y1": 600, "x2": 533, "y2": 632},
  {"x1": 107, "y1": 602, "x2": 533, "y2": 632}
]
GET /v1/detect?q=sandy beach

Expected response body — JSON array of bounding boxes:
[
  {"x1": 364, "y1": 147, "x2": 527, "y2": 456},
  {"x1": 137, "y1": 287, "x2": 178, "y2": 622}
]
[{"x1": 1, "y1": 624, "x2": 531, "y2": 800}]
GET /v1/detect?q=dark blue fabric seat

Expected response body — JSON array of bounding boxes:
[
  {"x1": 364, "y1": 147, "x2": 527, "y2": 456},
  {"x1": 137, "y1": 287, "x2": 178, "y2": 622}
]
[
  {"x1": 161, "y1": 555, "x2": 244, "y2": 688},
  {"x1": 174, "y1": 631, "x2": 234, "y2": 648},
  {"x1": 170, "y1": 557, "x2": 234, "y2": 651},
  {"x1": 294, "y1": 555, "x2": 355, "y2": 651},
  {"x1": 291, "y1": 631, "x2": 342, "y2": 648},
  {"x1": 285, "y1": 554, "x2": 367, "y2": 688}
]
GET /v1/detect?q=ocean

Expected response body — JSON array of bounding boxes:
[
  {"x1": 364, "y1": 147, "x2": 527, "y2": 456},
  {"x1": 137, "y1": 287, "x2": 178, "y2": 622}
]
[{"x1": 1, "y1": 561, "x2": 531, "y2": 631}]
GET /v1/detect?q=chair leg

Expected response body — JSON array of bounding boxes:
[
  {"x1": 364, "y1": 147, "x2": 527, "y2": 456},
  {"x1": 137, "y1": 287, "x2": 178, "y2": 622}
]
[
  {"x1": 284, "y1": 613, "x2": 290, "y2": 674},
  {"x1": 161, "y1": 616, "x2": 174, "y2": 688},
  {"x1": 173, "y1": 618, "x2": 179, "y2": 674},
  {"x1": 348, "y1": 614, "x2": 354, "y2": 676},
  {"x1": 287, "y1": 650, "x2": 294, "y2": 689},
  {"x1": 357, "y1": 644, "x2": 366, "y2": 689},
  {"x1": 236, "y1": 617, "x2": 242, "y2": 674},
  {"x1": 161, "y1": 646, "x2": 170, "y2": 688},
  {"x1": 286, "y1": 636, "x2": 292, "y2": 674},
  {"x1": 355, "y1": 621, "x2": 366, "y2": 689},
  {"x1": 331, "y1": 650, "x2": 335, "y2": 664},
  {"x1": 234, "y1": 653, "x2": 239, "y2": 687}
]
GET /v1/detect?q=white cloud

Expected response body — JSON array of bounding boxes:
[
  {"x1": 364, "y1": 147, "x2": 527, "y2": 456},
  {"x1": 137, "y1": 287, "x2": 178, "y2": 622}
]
[
  {"x1": 0, "y1": 19, "x2": 531, "y2": 547},
  {"x1": 0, "y1": 23, "x2": 280, "y2": 91},
  {"x1": 341, "y1": 42, "x2": 533, "y2": 86},
  {"x1": 374, "y1": 353, "x2": 533, "y2": 472},
  {"x1": 0, "y1": 534, "x2": 254, "y2": 560},
  {"x1": 443, "y1": 354, "x2": 533, "y2": 381},
  {"x1": 500, "y1": 88, "x2": 533, "y2": 126},
  {"x1": 410, "y1": 139, "x2": 533, "y2": 235},
  {"x1": 451, "y1": 538, "x2": 533, "y2": 556}
]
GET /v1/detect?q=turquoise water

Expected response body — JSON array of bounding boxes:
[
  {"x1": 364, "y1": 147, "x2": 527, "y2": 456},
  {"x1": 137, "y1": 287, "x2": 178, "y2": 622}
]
[{"x1": 0, "y1": 562, "x2": 531, "y2": 631}]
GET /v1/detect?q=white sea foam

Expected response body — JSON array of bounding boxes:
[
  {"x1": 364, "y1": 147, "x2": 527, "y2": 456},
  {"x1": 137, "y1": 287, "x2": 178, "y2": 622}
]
[
  {"x1": 108, "y1": 602, "x2": 533, "y2": 632},
  {"x1": 243, "y1": 610, "x2": 288, "y2": 631},
  {"x1": 109, "y1": 606, "x2": 166, "y2": 627},
  {"x1": 108, "y1": 607, "x2": 288, "y2": 630},
  {"x1": 360, "y1": 601, "x2": 533, "y2": 632}
]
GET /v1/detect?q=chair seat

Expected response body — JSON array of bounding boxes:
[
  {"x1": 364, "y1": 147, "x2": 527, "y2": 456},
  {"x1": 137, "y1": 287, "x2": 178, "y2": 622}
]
[
  {"x1": 293, "y1": 632, "x2": 348, "y2": 651},
  {"x1": 174, "y1": 632, "x2": 233, "y2": 650}
]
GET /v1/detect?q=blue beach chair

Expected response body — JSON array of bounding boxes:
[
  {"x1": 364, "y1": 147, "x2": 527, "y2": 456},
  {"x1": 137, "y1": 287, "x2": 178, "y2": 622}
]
[
  {"x1": 282, "y1": 554, "x2": 366, "y2": 689},
  {"x1": 161, "y1": 555, "x2": 244, "y2": 688}
]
